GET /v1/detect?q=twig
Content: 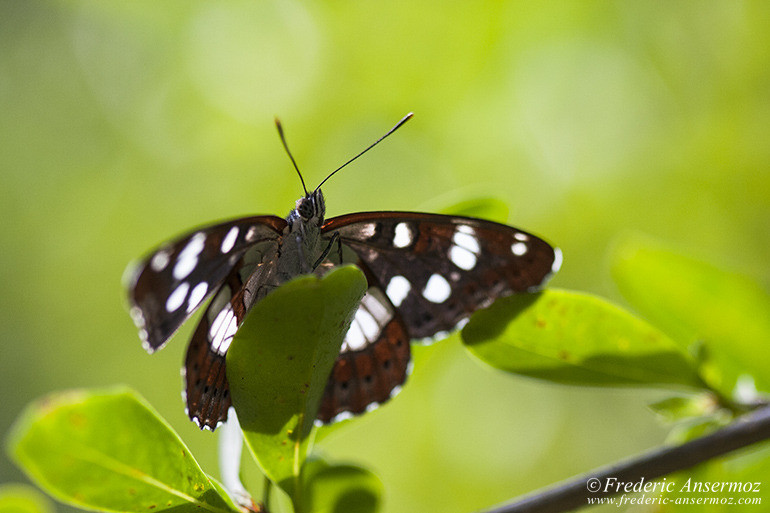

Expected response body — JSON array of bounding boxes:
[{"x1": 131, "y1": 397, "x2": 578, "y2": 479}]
[{"x1": 482, "y1": 406, "x2": 770, "y2": 513}]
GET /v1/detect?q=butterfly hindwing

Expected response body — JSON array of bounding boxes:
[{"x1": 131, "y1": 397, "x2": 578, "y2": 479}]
[
  {"x1": 184, "y1": 261, "x2": 254, "y2": 430},
  {"x1": 323, "y1": 212, "x2": 560, "y2": 340},
  {"x1": 317, "y1": 281, "x2": 411, "y2": 423},
  {"x1": 127, "y1": 216, "x2": 286, "y2": 352}
]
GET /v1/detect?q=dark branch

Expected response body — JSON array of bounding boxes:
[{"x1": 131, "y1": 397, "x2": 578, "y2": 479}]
[{"x1": 482, "y1": 406, "x2": 770, "y2": 513}]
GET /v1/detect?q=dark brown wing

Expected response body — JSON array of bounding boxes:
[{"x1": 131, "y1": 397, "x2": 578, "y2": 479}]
[
  {"x1": 322, "y1": 212, "x2": 560, "y2": 340},
  {"x1": 184, "y1": 268, "x2": 240, "y2": 430},
  {"x1": 317, "y1": 278, "x2": 411, "y2": 423},
  {"x1": 126, "y1": 216, "x2": 286, "y2": 352},
  {"x1": 183, "y1": 245, "x2": 284, "y2": 430}
]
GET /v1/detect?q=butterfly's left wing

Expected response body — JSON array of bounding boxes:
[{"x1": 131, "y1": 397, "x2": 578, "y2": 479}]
[
  {"x1": 183, "y1": 255, "x2": 262, "y2": 430},
  {"x1": 126, "y1": 216, "x2": 286, "y2": 352},
  {"x1": 322, "y1": 212, "x2": 561, "y2": 341}
]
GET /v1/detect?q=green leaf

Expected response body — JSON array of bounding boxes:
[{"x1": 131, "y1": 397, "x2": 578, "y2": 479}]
[
  {"x1": 0, "y1": 484, "x2": 54, "y2": 513},
  {"x1": 227, "y1": 266, "x2": 367, "y2": 500},
  {"x1": 648, "y1": 393, "x2": 719, "y2": 422},
  {"x1": 665, "y1": 414, "x2": 733, "y2": 445},
  {"x1": 6, "y1": 387, "x2": 239, "y2": 513},
  {"x1": 440, "y1": 197, "x2": 509, "y2": 223},
  {"x1": 301, "y1": 456, "x2": 382, "y2": 513},
  {"x1": 462, "y1": 289, "x2": 704, "y2": 388},
  {"x1": 612, "y1": 234, "x2": 770, "y2": 393}
]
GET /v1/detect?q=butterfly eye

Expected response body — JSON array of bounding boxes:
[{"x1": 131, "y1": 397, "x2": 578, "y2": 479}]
[{"x1": 296, "y1": 197, "x2": 314, "y2": 220}]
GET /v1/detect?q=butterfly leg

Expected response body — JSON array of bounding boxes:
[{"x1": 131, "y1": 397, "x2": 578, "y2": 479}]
[
  {"x1": 335, "y1": 232, "x2": 343, "y2": 263},
  {"x1": 313, "y1": 231, "x2": 341, "y2": 269},
  {"x1": 293, "y1": 233, "x2": 312, "y2": 274}
]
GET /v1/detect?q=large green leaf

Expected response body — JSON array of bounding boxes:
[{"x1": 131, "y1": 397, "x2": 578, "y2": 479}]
[
  {"x1": 0, "y1": 484, "x2": 53, "y2": 513},
  {"x1": 6, "y1": 388, "x2": 238, "y2": 513},
  {"x1": 612, "y1": 234, "x2": 770, "y2": 393},
  {"x1": 441, "y1": 197, "x2": 509, "y2": 223},
  {"x1": 462, "y1": 289, "x2": 704, "y2": 388},
  {"x1": 226, "y1": 266, "x2": 367, "y2": 501},
  {"x1": 300, "y1": 456, "x2": 382, "y2": 513}
]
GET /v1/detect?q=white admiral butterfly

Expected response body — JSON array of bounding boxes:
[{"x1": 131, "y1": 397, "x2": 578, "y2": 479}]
[{"x1": 126, "y1": 113, "x2": 561, "y2": 430}]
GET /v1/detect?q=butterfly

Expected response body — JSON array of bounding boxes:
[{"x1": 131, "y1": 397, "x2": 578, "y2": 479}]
[{"x1": 125, "y1": 113, "x2": 561, "y2": 430}]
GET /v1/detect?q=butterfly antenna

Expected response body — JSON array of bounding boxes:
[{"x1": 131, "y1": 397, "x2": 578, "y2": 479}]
[
  {"x1": 275, "y1": 117, "x2": 309, "y2": 197},
  {"x1": 315, "y1": 112, "x2": 414, "y2": 192}
]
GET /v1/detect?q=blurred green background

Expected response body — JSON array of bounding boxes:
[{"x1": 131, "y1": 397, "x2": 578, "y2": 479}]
[{"x1": 1, "y1": 2, "x2": 768, "y2": 512}]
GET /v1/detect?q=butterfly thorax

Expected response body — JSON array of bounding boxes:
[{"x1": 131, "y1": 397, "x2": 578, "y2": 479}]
[{"x1": 239, "y1": 190, "x2": 329, "y2": 311}]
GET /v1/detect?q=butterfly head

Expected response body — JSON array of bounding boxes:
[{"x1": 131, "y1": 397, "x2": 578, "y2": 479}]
[
  {"x1": 279, "y1": 113, "x2": 412, "y2": 228},
  {"x1": 294, "y1": 189, "x2": 326, "y2": 224}
]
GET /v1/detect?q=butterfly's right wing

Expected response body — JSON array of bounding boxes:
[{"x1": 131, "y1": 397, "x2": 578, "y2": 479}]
[
  {"x1": 314, "y1": 211, "x2": 560, "y2": 423},
  {"x1": 126, "y1": 216, "x2": 287, "y2": 352},
  {"x1": 324, "y1": 212, "x2": 560, "y2": 340},
  {"x1": 316, "y1": 276, "x2": 412, "y2": 423}
]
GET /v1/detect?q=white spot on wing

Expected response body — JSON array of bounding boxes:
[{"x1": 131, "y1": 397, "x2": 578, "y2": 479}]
[
  {"x1": 245, "y1": 226, "x2": 259, "y2": 242},
  {"x1": 393, "y1": 222, "x2": 413, "y2": 248},
  {"x1": 331, "y1": 411, "x2": 354, "y2": 423},
  {"x1": 514, "y1": 232, "x2": 529, "y2": 242},
  {"x1": 344, "y1": 321, "x2": 367, "y2": 351},
  {"x1": 187, "y1": 282, "x2": 209, "y2": 313},
  {"x1": 531, "y1": 247, "x2": 562, "y2": 290},
  {"x1": 356, "y1": 308, "x2": 380, "y2": 341},
  {"x1": 452, "y1": 226, "x2": 480, "y2": 253},
  {"x1": 344, "y1": 289, "x2": 393, "y2": 351},
  {"x1": 511, "y1": 242, "x2": 528, "y2": 256},
  {"x1": 174, "y1": 232, "x2": 206, "y2": 280},
  {"x1": 386, "y1": 276, "x2": 411, "y2": 307},
  {"x1": 166, "y1": 282, "x2": 189, "y2": 312},
  {"x1": 150, "y1": 249, "x2": 171, "y2": 272},
  {"x1": 173, "y1": 257, "x2": 197, "y2": 281},
  {"x1": 360, "y1": 290, "x2": 392, "y2": 324},
  {"x1": 359, "y1": 223, "x2": 376, "y2": 239},
  {"x1": 183, "y1": 232, "x2": 206, "y2": 256},
  {"x1": 129, "y1": 306, "x2": 145, "y2": 328},
  {"x1": 450, "y1": 245, "x2": 477, "y2": 270},
  {"x1": 220, "y1": 226, "x2": 239, "y2": 253},
  {"x1": 210, "y1": 305, "x2": 237, "y2": 355},
  {"x1": 423, "y1": 274, "x2": 451, "y2": 303},
  {"x1": 552, "y1": 247, "x2": 563, "y2": 273},
  {"x1": 210, "y1": 307, "x2": 228, "y2": 339}
]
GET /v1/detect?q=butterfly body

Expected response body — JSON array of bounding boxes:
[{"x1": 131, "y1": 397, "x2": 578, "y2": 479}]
[
  {"x1": 126, "y1": 116, "x2": 560, "y2": 430},
  {"x1": 241, "y1": 192, "x2": 329, "y2": 304}
]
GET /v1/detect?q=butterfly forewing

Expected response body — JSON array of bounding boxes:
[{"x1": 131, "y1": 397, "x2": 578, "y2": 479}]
[
  {"x1": 127, "y1": 216, "x2": 286, "y2": 352},
  {"x1": 323, "y1": 212, "x2": 560, "y2": 340}
]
